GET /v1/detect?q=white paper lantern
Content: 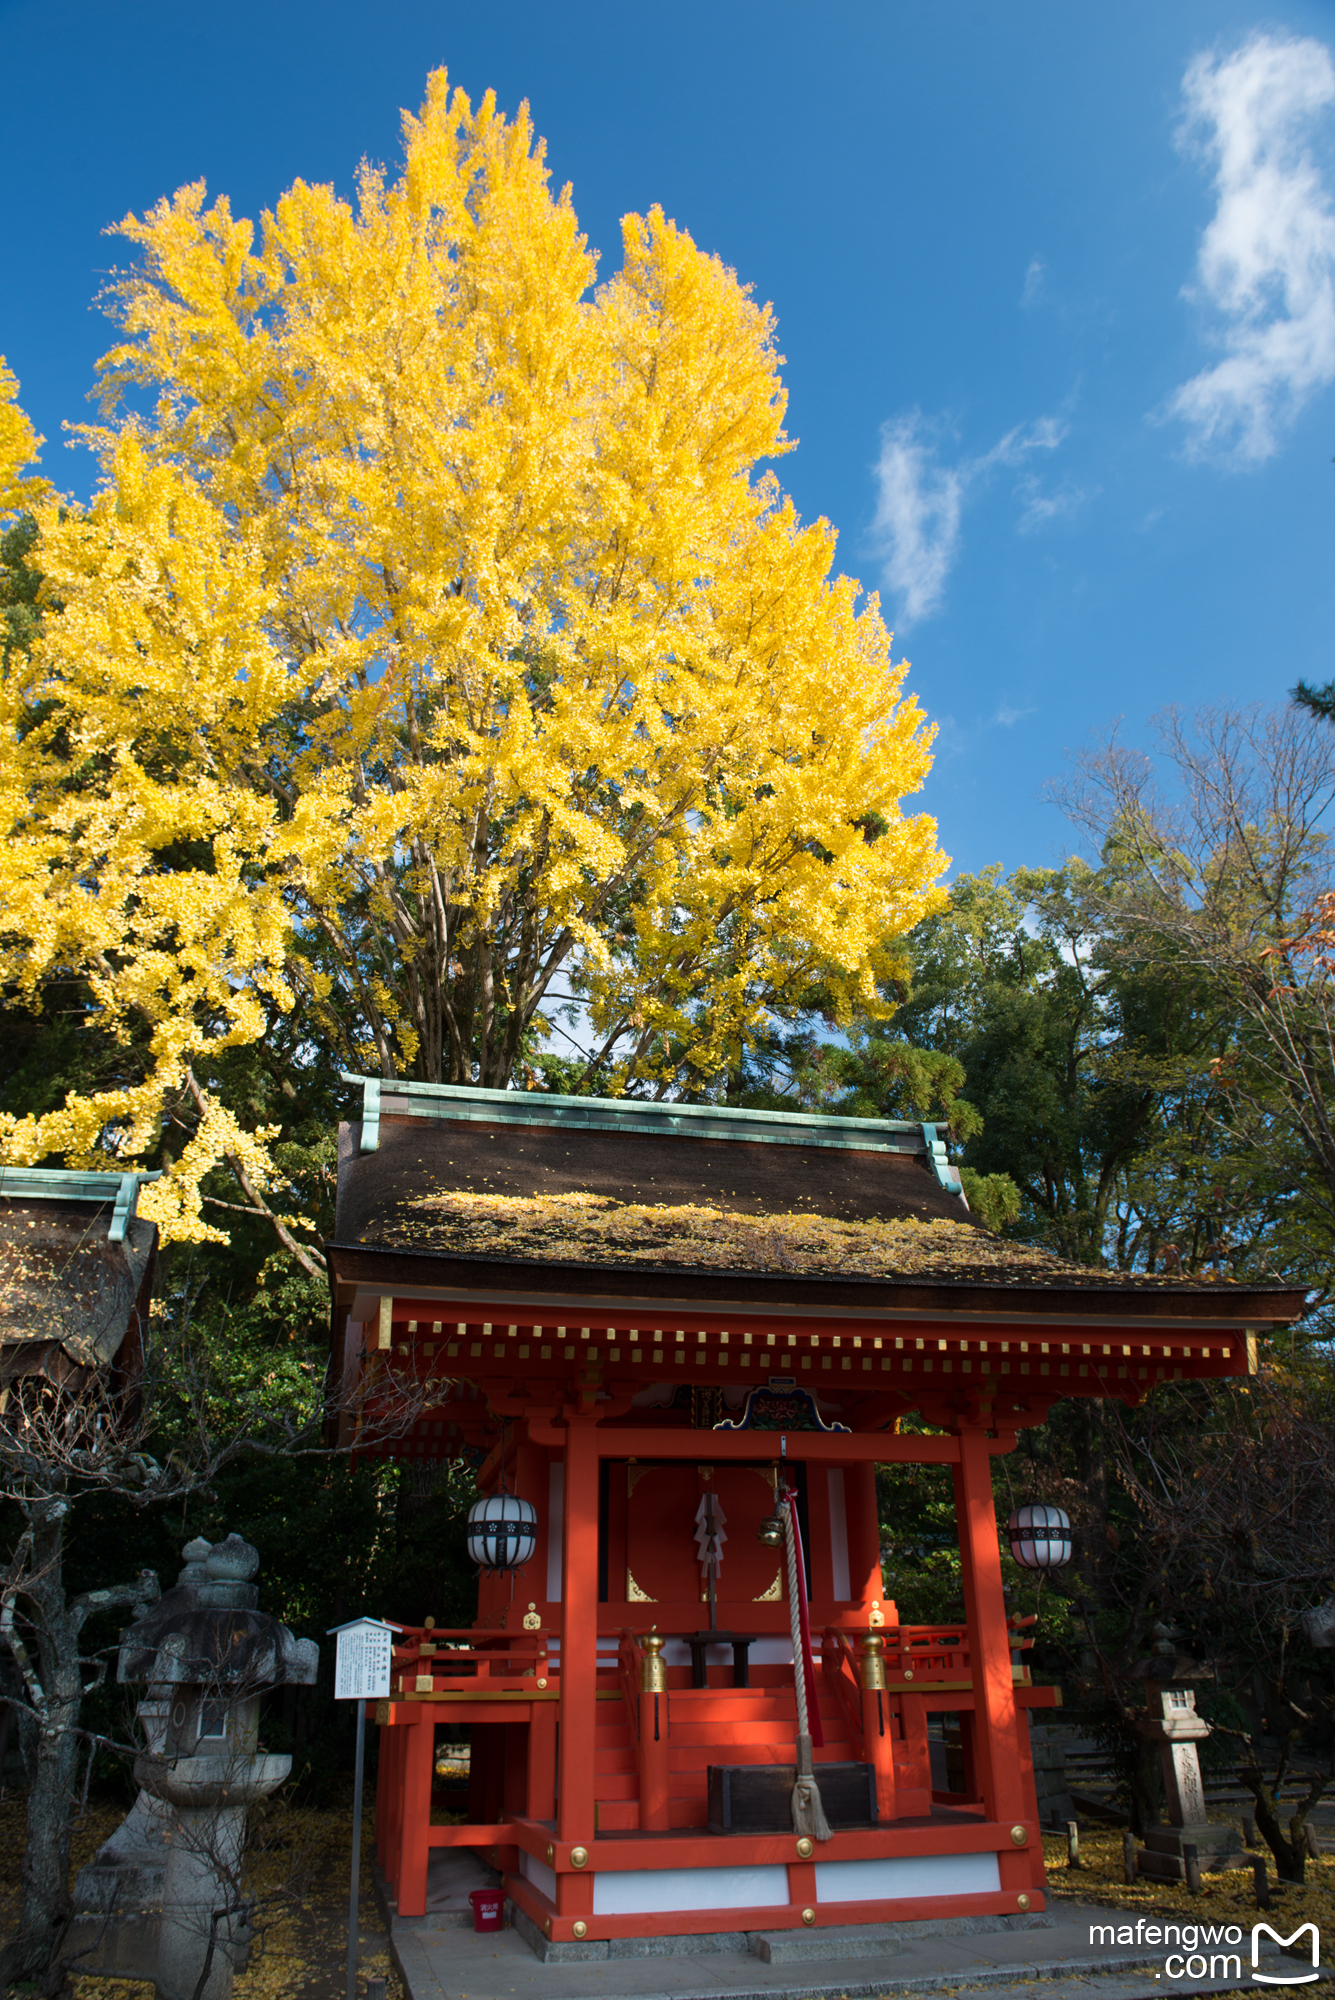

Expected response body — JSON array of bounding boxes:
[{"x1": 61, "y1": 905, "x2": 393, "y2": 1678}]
[
  {"x1": 1007, "y1": 1503, "x2": 1072, "y2": 1571},
  {"x1": 466, "y1": 1493, "x2": 537, "y2": 1572}
]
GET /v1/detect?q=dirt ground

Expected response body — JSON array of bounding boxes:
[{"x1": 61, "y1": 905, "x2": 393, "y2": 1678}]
[{"x1": 0, "y1": 1790, "x2": 403, "y2": 2000}]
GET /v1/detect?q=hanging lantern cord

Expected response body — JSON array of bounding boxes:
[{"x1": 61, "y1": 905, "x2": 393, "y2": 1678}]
[{"x1": 780, "y1": 1489, "x2": 832, "y2": 1842}]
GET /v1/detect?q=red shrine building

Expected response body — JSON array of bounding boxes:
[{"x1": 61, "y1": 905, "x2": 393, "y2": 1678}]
[{"x1": 325, "y1": 1077, "x2": 1302, "y2": 1952}]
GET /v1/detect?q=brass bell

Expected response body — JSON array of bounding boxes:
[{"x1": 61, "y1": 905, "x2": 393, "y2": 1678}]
[{"x1": 757, "y1": 1505, "x2": 787, "y2": 1548}]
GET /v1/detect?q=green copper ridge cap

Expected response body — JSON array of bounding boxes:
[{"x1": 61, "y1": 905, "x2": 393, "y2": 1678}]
[
  {"x1": 0, "y1": 1166, "x2": 163, "y2": 1243},
  {"x1": 338, "y1": 1072, "x2": 965, "y2": 1199}
]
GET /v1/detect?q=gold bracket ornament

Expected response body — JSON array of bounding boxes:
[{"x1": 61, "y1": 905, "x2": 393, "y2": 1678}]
[
  {"x1": 801, "y1": 1908, "x2": 816, "y2": 1926},
  {"x1": 572, "y1": 1921, "x2": 588, "y2": 1939},
  {"x1": 1017, "y1": 1894, "x2": 1031, "y2": 1910},
  {"x1": 522, "y1": 1602, "x2": 542, "y2": 1630},
  {"x1": 796, "y1": 1837, "x2": 814, "y2": 1858},
  {"x1": 868, "y1": 1599, "x2": 886, "y2": 1628},
  {"x1": 570, "y1": 1846, "x2": 589, "y2": 1868},
  {"x1": 1010, "y1": 1824, "x2": 1028, "y2": 1845}
]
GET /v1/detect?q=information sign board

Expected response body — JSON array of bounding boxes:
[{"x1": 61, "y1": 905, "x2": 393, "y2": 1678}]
[{"x1": 332, "y1": 1619, "x2": 394, "y2": 1702}]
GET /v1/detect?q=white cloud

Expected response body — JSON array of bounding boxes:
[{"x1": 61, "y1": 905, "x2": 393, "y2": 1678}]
[
  {"x1": 871, "y1": 410, "x2": 1067, "y2": 623},
  {"x1": 1168, "y1": 31, "x2": 1335, "y2": 464},
  {"x1": 1021, "y1": 257, "x2": 1046, "y2": 307},
  {"x1": 1015, "y1": 477, "x2": 1096, "y2": 532},
  {"x1": 871, "y1": 413, "x2": 968, "y2": 623},
  {"x1": 995, "y1": 705, "x2": 1036, "y2": 727}
]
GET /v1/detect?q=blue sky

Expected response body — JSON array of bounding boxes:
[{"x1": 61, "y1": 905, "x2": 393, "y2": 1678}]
[{"x1": 2, "y1": 0, "x2": 1333, "y2": 880}]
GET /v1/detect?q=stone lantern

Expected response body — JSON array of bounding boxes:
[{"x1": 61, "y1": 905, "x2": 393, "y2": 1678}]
[
  {"x1": 83, "y1": 1533, "x2": 318, "y2": 2000},
  {"x1": 76, "y1": 1537, "x2": 214, "y2": 1922},
  {"x1": 1132, "y1": 1627, "x2": 1239, "y2": 1881}
]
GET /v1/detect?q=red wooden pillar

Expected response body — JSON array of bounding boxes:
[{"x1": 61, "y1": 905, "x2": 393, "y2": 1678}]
[
  {"x1": 379, "y1": 1717, "x2": 410, "y2": 1887},
  {"x1": 394, "y1": 1709, "x2": 434, "y2": 1918},
  {"x1": 806, "y1": 1462, "x2": 836, "y2": 1606},
  {"x1": 952, "y1": 1426, "x2": 1031, "y2": 1838},
  {"x1": 894, "y1": 1689, "x2": 932, "y2": 1814},
  {"x1": 527, "y1": 1697, "x2": 557, "y2": 1819},
  {"x1": 374, "y1": 1715, "x2": 395, "y2": 1870},
  {"x1": 845, "y1": 1462, "x2": 884, "y2": 1604},
  {"x1": 504, "y1": 1723, "x2": 528, "y2": 1815},
  {"x1": 860, "y1": 1678, "x2": 898, "y2": 1819},
  {"x1": 639, "y1": 1683, "x2": 671, "y2": 1831},
  {"x1": 558, "y1": 1416, "x2": 599, "y2": 1846},
  {"x1": 787, "y1": 1858, "x2": 817, "y2": 1919}
]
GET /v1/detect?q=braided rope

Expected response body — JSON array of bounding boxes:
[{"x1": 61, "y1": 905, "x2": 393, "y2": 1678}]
[
  {"x1": 783, "y1": 1501, "x2": 811, "y2": 1745},
  {"x1": 781, "y1": 1489, "x2": 832, "y2": 1839}
]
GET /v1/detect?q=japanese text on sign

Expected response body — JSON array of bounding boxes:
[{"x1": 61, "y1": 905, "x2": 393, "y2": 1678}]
[{"x1": 334, "y1": 1623, "x2": 393, "y2": 1701}]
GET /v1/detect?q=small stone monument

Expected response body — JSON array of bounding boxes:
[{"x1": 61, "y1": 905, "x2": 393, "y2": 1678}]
[{"x1": 1134, "y1": 1682, "x2": 1240, "y2": 1880}]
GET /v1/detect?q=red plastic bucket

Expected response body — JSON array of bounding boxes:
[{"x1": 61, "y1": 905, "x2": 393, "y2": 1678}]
[{"x1": 469, "y1": 1888, "x2": 504, "y2": 1932}]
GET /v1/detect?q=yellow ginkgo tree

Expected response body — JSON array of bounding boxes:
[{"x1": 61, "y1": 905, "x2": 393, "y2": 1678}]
[{"x1": 0, "y1": 73, "x2": 946, "y2": 1248}]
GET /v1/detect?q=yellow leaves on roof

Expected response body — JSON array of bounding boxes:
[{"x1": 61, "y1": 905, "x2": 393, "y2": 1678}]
[{"x1": 378, "y1": 1187, "x2": 1073, "y2": 1281}]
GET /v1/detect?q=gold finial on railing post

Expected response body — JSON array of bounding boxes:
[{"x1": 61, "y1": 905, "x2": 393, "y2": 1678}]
[
  {"x1": 641, "y1": 1625, "x2": 667, "y2": 1693},
  {"x1": 859, "y1": 1632, "x2": 887, "y2": 1691}
]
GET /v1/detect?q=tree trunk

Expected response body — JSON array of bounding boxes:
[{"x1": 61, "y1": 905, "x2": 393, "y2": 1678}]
[
  {"x1": 0, "y1": 1497, "x2": 83, "y2": 1991},
  {"x1": 1240, "y1": 1758, "x2": 1324, "y2": 1885}
]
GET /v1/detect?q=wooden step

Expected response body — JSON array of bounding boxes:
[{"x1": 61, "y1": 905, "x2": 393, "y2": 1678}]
[
  {"x1": 668, "y1": 1698, "x2": 797, "y2": 1720},
  {"x1": 672, "y1": 1689, "x2": 846, "y2": 1716},
  {"x1": 595, "y1": 1799, "x2": 639, "y2": 1832},
  {"x1": 670, "y1": 1745, "x2": 859, "y2": 1776},
  {"x1": 592, "y1": 1774, "x2": 640, "y2": 1801},
  {"x1": 669, "y1": 1722, "x2": 856, "y2": 1751},
  {"x1": 666, "y1": 1705, "x2": 840, "y2": 1732}
]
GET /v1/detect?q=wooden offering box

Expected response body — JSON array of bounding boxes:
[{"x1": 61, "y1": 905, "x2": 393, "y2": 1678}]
[
  {"x1": 325, "y1": 1075, "x2": 1302, "y2": 1951},
  {"x1": 708, "y1": 1761, "x2": 878, "y2": 1834}
]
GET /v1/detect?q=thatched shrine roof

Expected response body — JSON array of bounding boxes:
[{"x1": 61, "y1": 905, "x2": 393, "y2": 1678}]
[
  {"x1": 0, "y1": 1169, "x2": 159, "y2": 1390},
  {"x1": 328, "y1": 1080, "x2": 1304, "y2": 1326}
]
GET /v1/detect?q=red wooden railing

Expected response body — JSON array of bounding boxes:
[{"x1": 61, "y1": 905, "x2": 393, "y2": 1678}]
[{"x1": 373, "y1": 1620, "x2": 1056, "y2": 1919}]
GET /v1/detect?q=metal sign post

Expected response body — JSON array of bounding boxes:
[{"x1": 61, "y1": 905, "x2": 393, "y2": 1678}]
[{"x1": 328, "y1": 1618, "x2": 399, "y2": 2000}]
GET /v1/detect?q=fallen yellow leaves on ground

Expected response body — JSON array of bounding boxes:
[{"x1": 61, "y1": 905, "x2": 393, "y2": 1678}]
[
  {"x1": 1043, "y1": 1821, "x2": 1335, "y2": 1942},
  {"x1": 0, "y1": 1796, "x2": 403, "y2": 2000}
]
